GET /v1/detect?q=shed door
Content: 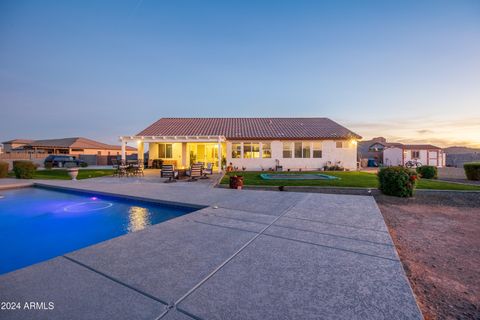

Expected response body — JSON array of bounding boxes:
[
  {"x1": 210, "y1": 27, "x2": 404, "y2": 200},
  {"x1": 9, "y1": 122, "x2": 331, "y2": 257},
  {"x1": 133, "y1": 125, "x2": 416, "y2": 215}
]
[{"x1": 428, "y1": 151, "x2": 437, "y2": 166}]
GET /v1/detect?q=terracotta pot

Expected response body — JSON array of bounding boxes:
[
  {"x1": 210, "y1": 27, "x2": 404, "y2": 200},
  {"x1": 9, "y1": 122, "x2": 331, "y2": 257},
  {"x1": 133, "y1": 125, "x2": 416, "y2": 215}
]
[
  {"x1": 229, "y1": 175, "x2": 244, "y2": 189},
  {"x1": 67, "y1": 168, "x2": 79, "y2": 181}
]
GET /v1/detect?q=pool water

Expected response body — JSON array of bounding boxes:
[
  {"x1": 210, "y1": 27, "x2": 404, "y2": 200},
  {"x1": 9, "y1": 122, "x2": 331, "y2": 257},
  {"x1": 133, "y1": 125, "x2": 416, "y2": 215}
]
[
  {"x1": 0, "y1": 187, "x2": 197, "y2": 275},
  {"x1": 260, "y1": 173, "x2": 339, "y2": 180}
]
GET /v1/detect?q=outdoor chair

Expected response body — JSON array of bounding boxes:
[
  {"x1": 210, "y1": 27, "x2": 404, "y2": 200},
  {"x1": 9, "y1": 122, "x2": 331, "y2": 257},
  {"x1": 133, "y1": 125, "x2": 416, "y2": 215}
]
[
  {"x1": 201, "y1": 162, "x2": 214, "y2": 178},
  {"x1": 161, "y1": 164, "x2": 177, "y2": 182},
  {"x1": 189, "y1": 163, "x2": 203, "y2": 181}
]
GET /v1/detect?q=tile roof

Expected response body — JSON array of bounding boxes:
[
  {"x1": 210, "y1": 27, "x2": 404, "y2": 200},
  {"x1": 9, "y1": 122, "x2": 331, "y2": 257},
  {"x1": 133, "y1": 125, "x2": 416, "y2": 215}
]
[
  {"x1": 383, "y1": 143, "x2": 442, "y2": 150},
  {"x1": 2, "y1": 139, "x2": 35, "y2": 144},
  {"x1": 137, "y1": 118, "x2": 362, "y2": 140}
]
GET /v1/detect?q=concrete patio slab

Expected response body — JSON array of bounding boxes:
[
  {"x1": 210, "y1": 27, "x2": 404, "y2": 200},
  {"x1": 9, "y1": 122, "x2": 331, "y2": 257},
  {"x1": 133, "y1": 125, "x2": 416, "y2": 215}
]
[
  {"x1": 179, "y1": 235, "x2": 421, "y2": 320},
  {"x1": 264, "y1": 225, "x2": 398, "y2": 260},
  {"x1": 0, "y1": 179, "x2": 33, "y2": 190},
  {"x1": 284, "y1": 193, "x2": 389, "y2": 231},
  {"x1": 192, "y1": 207, "x2": 273, "y2": 233},
  {"x1": 65, "y1": 213, "x2": 254, "y2": 303},
  {"x1": 0, "y1": 179, "x2": 422, "y2": 319},
  {"x1": 0, "y1": 257, "x2": 166, "y2": 320},
  {"x1": 274, "y1": 216, "x2": 393, "y2": 245},
  {"x1": 161, "y1": 309, "x2": 196, "y2": 320}
]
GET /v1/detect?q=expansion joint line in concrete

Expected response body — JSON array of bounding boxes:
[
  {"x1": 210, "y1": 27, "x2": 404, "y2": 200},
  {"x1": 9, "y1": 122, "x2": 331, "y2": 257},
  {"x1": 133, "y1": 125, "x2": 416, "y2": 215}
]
[
  {"x1": 61, "y1": 256, "x2": 169, "y2": 307},
  {"x1": 155, "y1": 201, "x2": 301, "y2": 320}
]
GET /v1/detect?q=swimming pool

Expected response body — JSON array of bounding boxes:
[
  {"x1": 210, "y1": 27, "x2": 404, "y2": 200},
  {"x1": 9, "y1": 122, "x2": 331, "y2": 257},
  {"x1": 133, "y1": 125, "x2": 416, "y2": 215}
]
[
  {"x1": 260, "y1": 173, "x2": 339, "y2": 180},
  {"x1": 0, "y1": 187, "x2": 197, "y2": 275}
]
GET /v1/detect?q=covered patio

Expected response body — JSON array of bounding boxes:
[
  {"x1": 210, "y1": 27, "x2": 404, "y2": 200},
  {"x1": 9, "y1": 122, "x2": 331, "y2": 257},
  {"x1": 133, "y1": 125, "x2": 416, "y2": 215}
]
[{"x1": 120, "y1": 135, "x2": 227, "y2": 172}]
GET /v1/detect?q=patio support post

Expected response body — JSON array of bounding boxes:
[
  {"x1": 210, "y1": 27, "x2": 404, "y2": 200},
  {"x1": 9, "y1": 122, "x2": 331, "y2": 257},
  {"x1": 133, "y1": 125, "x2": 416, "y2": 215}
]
[
  {"x1": 121, "y1": 140, "x2": 126, "y2": 162},
  {"x1": 137, "y1": 140, "x2": 144, "y2": 166},
  {"x1": 217, "y1": 138, "x2": 222, "y2": 172}
]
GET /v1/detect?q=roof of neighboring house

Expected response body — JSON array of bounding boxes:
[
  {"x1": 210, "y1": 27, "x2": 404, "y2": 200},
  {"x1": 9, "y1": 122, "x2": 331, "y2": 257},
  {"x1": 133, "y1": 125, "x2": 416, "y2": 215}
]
[
  {"x1": 385, "y1": 143, "x2": 442, "y2": 150},
  {"x1": 137, "y1": 118, "x2": 362, "y2": 140},
  {"x1": 6, "y1": 137, "x2": 136, "y2": 151},
  {"x1": 2, "y1": 139, "x2": 35, "y2": 144}
]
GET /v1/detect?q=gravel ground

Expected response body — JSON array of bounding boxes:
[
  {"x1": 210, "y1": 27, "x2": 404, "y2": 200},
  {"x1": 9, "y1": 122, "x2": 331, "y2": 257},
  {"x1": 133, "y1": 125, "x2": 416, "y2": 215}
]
[{"x1": 375, "y1": 192, "x2": 480, "y2": 320}]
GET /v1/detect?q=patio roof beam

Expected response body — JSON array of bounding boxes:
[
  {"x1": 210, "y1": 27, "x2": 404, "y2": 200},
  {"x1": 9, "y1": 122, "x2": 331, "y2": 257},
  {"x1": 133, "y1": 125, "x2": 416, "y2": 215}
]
[{"x1": 119, "y1": 135, "x2": 226, "y2": 143}]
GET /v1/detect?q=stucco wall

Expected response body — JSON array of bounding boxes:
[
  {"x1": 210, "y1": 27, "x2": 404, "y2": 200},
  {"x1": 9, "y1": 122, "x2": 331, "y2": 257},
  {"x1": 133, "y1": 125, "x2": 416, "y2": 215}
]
[
  {"x1": 384, "y1": 148, "x2": 445, "y2": 167},
  {"x1": 226, "y1": 140, "x2": 357, "y2": 171}
]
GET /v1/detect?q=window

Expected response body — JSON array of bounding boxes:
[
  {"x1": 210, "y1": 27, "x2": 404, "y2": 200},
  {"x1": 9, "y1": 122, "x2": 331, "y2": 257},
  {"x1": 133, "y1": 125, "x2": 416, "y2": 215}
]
[
  {"x1": 71, "y1": 148, "x2": 84, "y2": 152},
  {"x1": 302, "y1": 143, "x2": 310, "y2": 158},
  {"x1": 158, "y1": 143, "x2": 173, "y2": 158},
  {"x1": 411, "y1": 150, "x2": 420, "y2": 159},
  {"x1": 294, "y1": 142, "x2": 311, "y2": 158},
  {"x1": 336, "y1": 141, "x2": 344, "y2": 148},
  {"x1": 231, "y1": 143, "x2": 242, "y2": 158},
  {"x1": 313, "y1": 142, "x2": 322, "y2": 158},
  {"x1": 283, "y1": 142, "x2": 292, "y2": 158},
  {"x1": 243, "y1": 142, "x2": 260, "y2": 158},
  {"x1": 97, "y1": 151, "x2": 102, "y2": 155},
  {"x1": 294, "y1": 142, "x2": 302, "y2": 158},
  {"x1": 262, "y1": 142, "x2": 271, "y2": 158}
]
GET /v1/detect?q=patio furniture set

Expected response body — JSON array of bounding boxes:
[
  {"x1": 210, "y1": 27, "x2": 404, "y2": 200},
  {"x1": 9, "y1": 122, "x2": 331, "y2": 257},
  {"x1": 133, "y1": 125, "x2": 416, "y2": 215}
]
[
  {"x1": 161, "y1": 162, "x2": 214, "y2": 182},
  {"x1": 112, "y1": 159, "x2": 144, "y2": 177}
]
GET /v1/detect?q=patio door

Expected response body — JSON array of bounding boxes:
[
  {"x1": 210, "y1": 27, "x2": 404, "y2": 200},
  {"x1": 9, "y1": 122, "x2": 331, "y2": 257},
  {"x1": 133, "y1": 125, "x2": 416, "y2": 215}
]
[{"x1": 195, "y1": 144, "x2": 219, "y2": 168}]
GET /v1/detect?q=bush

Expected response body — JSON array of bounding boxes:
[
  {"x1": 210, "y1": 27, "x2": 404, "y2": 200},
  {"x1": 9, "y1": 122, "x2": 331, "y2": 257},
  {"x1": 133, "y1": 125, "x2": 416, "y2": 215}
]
[
  {"x1": 13, "y1": 160, "x2": 37, "y2": 179},
  {"x1": 80, "y1": 162, "x2": 88, "y2": 168},
  {"x1": 44, "y1": 162, "x2": 53, "y2": 169},
  {"x1": 0, "y1": 161, "x2": 8, "y2": 178},
  {"x1": 464, "y1": 162, "x2": 480, "y2": 181},
  {"x1": 378, "y1": 166, "x2": 418, "y2": 197},
  {"x1": 416, "y1": 165, "x2": 438, "y2": 179}
]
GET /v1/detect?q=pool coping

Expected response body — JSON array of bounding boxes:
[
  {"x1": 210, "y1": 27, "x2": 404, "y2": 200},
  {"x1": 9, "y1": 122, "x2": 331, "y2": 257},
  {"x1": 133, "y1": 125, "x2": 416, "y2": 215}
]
[{"x1": 34, "y1": 183, "x2": 207, "y2": 211}]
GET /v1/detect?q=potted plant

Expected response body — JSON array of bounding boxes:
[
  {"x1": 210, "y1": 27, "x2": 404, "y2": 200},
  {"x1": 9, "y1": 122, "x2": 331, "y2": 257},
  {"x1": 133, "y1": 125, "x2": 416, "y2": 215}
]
[{"x1": 65, "y1": 162, "x2": 79, "y2": 181}]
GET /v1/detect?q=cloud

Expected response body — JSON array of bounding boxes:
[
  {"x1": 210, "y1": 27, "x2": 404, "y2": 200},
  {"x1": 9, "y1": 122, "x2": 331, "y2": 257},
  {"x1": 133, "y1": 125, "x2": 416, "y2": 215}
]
[
  {"x1": 417, "y1": 129, "x2": 433, "y2": 134},
  {"x1": 341, "y1": 116, "x2": 480, "y2": 148}
]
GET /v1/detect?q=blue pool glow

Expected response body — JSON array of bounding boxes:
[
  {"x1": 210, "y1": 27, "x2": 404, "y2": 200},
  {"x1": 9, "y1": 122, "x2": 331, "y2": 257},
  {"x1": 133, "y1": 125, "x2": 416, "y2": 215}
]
[{"x1": 0, "y1": 187, "x2": 197, "y2": 275}]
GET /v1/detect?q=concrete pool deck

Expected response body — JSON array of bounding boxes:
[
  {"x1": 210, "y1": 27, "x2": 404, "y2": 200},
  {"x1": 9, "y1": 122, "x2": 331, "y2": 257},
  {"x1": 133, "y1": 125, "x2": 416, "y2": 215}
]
[{"x1": 0, "y1": 179, "x2": 423, "y2": 320}]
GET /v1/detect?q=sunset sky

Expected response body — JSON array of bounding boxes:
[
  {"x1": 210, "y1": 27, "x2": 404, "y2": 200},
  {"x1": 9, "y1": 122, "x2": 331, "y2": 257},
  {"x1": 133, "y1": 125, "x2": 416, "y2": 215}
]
[{"x1": 1, "y1": 0, "x2": 479, "y2": 147}]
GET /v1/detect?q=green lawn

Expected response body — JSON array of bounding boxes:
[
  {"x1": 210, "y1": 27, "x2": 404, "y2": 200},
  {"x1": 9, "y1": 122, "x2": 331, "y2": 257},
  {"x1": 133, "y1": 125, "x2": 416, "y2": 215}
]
[
  {"x1": 8, "y1": 169, "x2": 114, "y2": 180},
  {"x1": 221, "y1": 171, "x2": 480, "y2": 191}
]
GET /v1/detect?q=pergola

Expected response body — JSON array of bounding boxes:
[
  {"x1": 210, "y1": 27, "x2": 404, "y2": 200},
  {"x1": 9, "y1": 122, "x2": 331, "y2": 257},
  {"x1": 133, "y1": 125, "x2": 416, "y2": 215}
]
[{"x1": 119, "y1": 135, "x2": 226, "y2": 170}]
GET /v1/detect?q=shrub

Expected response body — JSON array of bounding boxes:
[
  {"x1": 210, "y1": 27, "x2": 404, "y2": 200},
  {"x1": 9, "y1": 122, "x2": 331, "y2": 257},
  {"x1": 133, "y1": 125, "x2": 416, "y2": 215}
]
[
  {"x1": 464, "y1": 162, "x2": 480, "y2": 181},
  {"x1": 416, "y1": 165, "x2": 438, "y2": 179},
  {"x1": 13, "y1": 160, "x2": 37, "y2": 179},
  {"x1": 0, "y1": 161, "x2": 8, "y2": 178},
  {"x1": 44, "y1": 162, "x2": 53, "y2": 169},
  {"x1": 80, "y1": 162, "x2": 88, "y2": 168},
  {"x1": 378, "y1": 166, "x2": 418, "y2": 197}
]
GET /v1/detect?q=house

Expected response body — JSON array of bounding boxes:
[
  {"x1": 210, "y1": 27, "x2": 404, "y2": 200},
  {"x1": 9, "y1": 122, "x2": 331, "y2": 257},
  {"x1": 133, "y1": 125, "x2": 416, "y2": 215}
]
[
  {"x1": 1, "y1": 139, "x2": 35, "y2": 153},
  {"x1": 120, "y1": 118, "x2": 361, "y2": 171},
  {"x1": 1, "y1": 137, "x2": 136, "y2": 156},
  {"x1": 358, "y1": 137, "x2": 446, "y2": 168},
  {"x1": 383, "y1": 144, "x2": 446, "y2": 167}
]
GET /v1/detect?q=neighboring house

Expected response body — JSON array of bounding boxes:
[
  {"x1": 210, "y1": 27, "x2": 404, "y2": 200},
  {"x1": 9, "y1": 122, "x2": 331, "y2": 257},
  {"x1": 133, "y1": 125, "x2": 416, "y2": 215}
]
[
  {"x1": 1, "y1": 137, "x2": 136, "y2": 156},
  {"x1": 1, "y1": 139, "x2": 35, "y2": 152},
  {"x1": 383, "y1": 144, "x2": 446, "y2": 167},
  {"x1": 358, "y1": 137, "x2": 445, "y2": 168},
  {"x1": 120, "y1": 118, "x2": 361, "y2": 171}
]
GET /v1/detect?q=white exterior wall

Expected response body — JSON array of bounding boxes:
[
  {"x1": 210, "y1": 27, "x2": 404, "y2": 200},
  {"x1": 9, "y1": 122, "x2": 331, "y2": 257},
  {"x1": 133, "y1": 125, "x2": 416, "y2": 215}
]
[
  {"x1": 226, "y1": 140, "x2": 358, "y2": 171},
  {"x1": 383, "y1": 148, "x2": 403, "y2": 166},
  {"x1": 384, "y1": 147, "x2": 445, "y2": 167}
]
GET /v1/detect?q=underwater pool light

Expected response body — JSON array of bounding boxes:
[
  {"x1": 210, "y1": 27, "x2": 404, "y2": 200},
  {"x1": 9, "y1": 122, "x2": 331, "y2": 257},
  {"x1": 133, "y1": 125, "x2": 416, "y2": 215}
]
[{"x1": 64, "y1": 201, "x2": 113, "y2": 212}]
